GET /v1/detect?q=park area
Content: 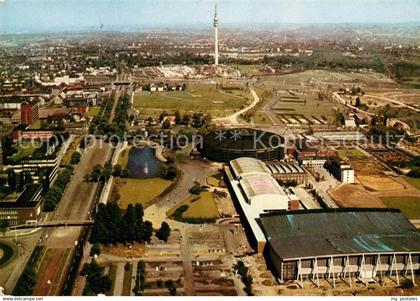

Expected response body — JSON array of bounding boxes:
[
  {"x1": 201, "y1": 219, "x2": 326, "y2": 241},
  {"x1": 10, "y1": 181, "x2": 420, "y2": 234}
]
[
  {"x1": 111, "y1": 178, "x2": 172, "y2": 209},
  {"x1": 133, "y1": 86, "x2": 250, "y2": 118},
  {"x1": 167, "y1": 191, "x2": 220, "y2": 221}
]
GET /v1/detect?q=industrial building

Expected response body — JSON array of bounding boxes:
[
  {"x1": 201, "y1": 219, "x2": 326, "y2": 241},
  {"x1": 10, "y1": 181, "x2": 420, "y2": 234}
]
[
  {"x1": 266, "y1": 162, "x2": 307, "y2": 183},
  {"x1": 201, "y1": 128, "x2": 284, "y2": 162},
  {"x1": 224, "y1": 157, "x2": 293, "y2": 252},
  {"x1": 259, "y1": 208, "x2": 420, "y2": 287}
]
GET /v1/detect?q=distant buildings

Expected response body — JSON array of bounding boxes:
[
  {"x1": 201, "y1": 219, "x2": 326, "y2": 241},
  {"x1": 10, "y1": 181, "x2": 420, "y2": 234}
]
[{"x1": 20, "y1": 102, "x2": 39, "y2": 125}]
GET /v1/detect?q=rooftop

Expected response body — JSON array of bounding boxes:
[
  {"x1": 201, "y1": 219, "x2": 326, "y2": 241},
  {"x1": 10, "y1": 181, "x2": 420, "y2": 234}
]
[{"x1": 260, "y1": 208, "x2": 420, "y2": 260}]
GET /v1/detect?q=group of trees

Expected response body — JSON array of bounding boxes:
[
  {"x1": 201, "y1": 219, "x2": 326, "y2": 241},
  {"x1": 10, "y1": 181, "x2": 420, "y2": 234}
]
[
  {"x1": 89, "y1": 163, "x2": 129, "y2": 182},
  {"x1": 42, "y1": 166, "x2": 74, "y2": 211},
  {"x1": 133, "y1": 261, "x2": 146, "y2": 295},
  {"x1": 90, "y1": 203, "x2": 153, "y2": 245},
  {"x1": 89, "y1": 95, "x2": 113, "y2": 135},
  {"x1": 81, "y1": 261, "x2": 112, "y2": 295},
  {"x1": 233, "y1": 260, "x2": 253, "y2": 296},
  {"x1": 92, "y1": 93, "x2": 130, "y2": 138},
  {"x1": 155, "y1": 221, "x2": 171, "y2": 242}
]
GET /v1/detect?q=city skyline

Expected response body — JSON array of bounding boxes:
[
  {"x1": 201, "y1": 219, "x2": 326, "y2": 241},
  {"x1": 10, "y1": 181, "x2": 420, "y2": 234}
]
[{"x1": 0, "y1": 0, "x2": 419, "y2": 34}]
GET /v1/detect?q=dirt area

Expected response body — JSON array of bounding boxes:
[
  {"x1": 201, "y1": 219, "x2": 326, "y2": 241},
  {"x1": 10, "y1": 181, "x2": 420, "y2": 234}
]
[
  {"x1": 331, "y1": 184, "x2": 385, "y2": 208},
  {"x1": 331, "y1": 154, "x2": 416, "y2": 208},
  {"x1": 101, "y1": 243, "x2": 145, "y2": 259}
]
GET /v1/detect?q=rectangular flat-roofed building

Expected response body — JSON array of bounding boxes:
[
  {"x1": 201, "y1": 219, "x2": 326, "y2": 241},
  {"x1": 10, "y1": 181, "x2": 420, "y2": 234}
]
[{"x1": 259, "y1": 208, "x2": 420, "y2": 286}]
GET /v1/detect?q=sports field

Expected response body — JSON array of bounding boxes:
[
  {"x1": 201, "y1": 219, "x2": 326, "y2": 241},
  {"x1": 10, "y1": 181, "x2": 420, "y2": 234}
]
[
  {"x1": 380, "y1": 196, "x2": 420, "y2": 219},
  {"x1": 272, "y1": 91, "x2": 344, "y2": 124},
  {"x1": 134, "y1": 89, "x2": 250, "y2": 118}
]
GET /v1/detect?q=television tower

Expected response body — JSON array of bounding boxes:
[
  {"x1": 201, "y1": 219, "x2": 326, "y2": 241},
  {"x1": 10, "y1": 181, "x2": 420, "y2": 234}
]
[{"x1": 213, "y1": 3, "x2": 219, "y2": 66}]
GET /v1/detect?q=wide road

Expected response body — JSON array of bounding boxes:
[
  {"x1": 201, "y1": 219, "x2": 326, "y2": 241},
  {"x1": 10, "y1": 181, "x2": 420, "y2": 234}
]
[{"x1": 32, "y1": 139, "x2": 113, "y2": 296}]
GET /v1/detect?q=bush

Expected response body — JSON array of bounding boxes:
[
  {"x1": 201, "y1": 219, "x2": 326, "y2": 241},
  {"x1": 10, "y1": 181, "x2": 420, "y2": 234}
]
[{"x1": 70, "y1": 151, "x2": 81, "y2": 165}]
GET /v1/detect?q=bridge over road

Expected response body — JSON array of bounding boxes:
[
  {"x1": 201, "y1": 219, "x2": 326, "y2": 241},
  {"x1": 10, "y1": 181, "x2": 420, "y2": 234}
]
[{"x1": 10, "y1": 220, "x2": 93, "y2": 230}]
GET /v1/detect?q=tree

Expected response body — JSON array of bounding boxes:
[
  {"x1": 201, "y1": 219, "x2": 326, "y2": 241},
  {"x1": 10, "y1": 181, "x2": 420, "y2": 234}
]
[
  {"x1": 101, "y1": 163, "x2": 113, "y2": 181},
  {"x1": 189, "y1": 183, "x2": 202, "y2": 195},
  {"x1": 112, "y1": 164, "x2": 122, "y2": 177},
  {"x1": 70, "y1": 151, "x2": 81, "y2": 165},
  {"x1": 156, "y1": 221, "x2": 171, "y2": 242},
  {"x1": 174, "y1": 111, "x2": 181, "y2": 124},
  {"x1": 90, "y1": 243, "x2": 101, "y2": 257},
  {"x1": 162, "y1": 119, "x2": 171, "y2": 129},
  {"x1": 82, "y1": 261, "x2": 112, "y2": 295},
  {"x1": 90, "y1": 165, "x2": 102, "y2": 182},
  {"x1": 181, "y1": 114, "x2": 190, "y2": 125},
  {"x1": 7, "y1": 170, "x2": 17, "y2": 192},
  {"x1": 142, "y1": 221, "x2": 153, "y2": 243}
]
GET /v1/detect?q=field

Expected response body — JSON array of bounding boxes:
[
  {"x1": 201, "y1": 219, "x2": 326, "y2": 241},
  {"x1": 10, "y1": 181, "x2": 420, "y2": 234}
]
[
  {"x1": 271, "y1": 91, "x2": 344, "y2": 125},
  {"x1": 133, "y1": 88, "x2": 250, "y2": 118},
  {"x1": 330, "y1": 154, "x2": 417, "y2": 208},
  {"x1": 167, "y1": 191, "x2": 220, "y2": 219},
  {"x1": 403, "y1": 176, "x2": 420, "y2": 191},
  {"x1": 0, "y1": 242, "x2": 16, "y2": 268},
  {"x1": 380, "y1": 196, "x2": 420, "y2": 219},
  {"x1": 86, "y1": 106, "x2": 102, "y2": 118},
  {"x1": 336, "y1": 148, "x2": 366, "y2": 159},
  {"x1": 112, "y1": 178, "x2": 172, "y2": 209}
]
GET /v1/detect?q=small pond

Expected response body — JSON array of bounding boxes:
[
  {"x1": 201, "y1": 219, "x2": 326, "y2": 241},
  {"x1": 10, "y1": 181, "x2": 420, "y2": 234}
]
[{"x1": 126, "y1": 146, "x2": 161, "y2": 179}]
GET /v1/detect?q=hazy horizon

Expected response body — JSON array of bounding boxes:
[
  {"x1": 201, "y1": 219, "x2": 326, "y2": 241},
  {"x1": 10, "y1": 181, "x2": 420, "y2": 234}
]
[{"x1": 0, "y1": 0, "x2": 419, "y2": 34}]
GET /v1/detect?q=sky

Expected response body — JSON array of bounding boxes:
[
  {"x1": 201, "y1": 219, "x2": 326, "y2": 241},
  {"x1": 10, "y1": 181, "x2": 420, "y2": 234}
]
[{"x1": 0, "y1": 0, "x2": 418, "y2": 33}]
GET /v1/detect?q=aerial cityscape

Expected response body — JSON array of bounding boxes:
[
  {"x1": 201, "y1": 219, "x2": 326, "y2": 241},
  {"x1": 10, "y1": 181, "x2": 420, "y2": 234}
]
[{"x1": 0, "y1": 0, "x2": 419, "y2": 298}]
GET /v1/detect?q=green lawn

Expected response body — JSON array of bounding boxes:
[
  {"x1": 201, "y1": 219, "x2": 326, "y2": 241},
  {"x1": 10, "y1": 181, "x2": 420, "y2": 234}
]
[
  {"x1": 122, "y1": 264, "x2": 133, "y2": 296},
  {"x1": 403, "y1": 176, "x2": 420, "y2": 191},
  {"x1": 10, "y1": 140, "x2": 40, "y2": 161},
  {"x1": 114, "y1": 178, "x2": 172, "y2": 209},
  {"x1": 207, "y1": 173, "x2": 224, "y2": 188},
  {"x1": 167, "y1": 191, "x2": 220, "y2": 219},
  {"x1": 380, "y1": 196, "x2": 420, "y2": 219},
  {"x1": 133, "y1": 90, "x2": 249, "y2": 118},
  {"x1": 337, "y1": 148, "x2": 366, "y2": 159},
  {"x1": 27, "y1": 119, "x2": 42, "y2": 130},
  {"x1": 86, "y1": 106, "x2": 102, "y2": 118},
  {"x1": 117, "y1": 147, "x2": 130, "y2": 169}
]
